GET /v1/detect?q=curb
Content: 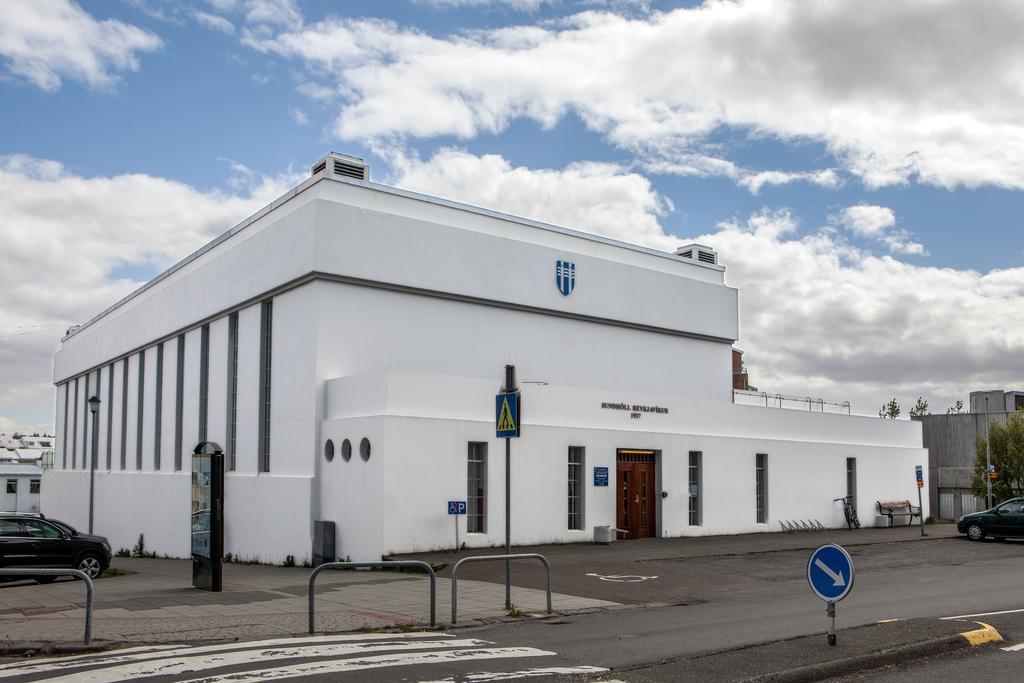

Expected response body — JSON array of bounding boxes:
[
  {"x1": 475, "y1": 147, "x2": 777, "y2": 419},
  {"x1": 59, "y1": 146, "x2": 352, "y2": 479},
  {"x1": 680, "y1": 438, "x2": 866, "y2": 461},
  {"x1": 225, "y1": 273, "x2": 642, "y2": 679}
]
[{"x1": 0, "y1": 642, "x2": 117, "y2": 657}]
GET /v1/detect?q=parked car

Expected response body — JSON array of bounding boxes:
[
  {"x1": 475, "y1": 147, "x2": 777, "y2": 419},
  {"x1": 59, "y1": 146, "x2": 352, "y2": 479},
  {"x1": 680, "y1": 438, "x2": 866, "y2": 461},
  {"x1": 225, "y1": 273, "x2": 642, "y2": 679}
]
[
  {"x1": 957, "y1": 497, "x2": 1024, "y2": 541},
  {"x1": 0, "y1": 514, "x2": 112, "y2": 580}
]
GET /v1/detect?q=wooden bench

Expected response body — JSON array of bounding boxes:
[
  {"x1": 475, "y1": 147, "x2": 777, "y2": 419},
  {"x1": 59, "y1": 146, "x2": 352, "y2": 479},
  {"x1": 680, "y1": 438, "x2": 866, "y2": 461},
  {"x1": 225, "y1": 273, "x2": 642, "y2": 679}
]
[{"x1": 876, "y1": 500, "x2": 921, "y2": 527}]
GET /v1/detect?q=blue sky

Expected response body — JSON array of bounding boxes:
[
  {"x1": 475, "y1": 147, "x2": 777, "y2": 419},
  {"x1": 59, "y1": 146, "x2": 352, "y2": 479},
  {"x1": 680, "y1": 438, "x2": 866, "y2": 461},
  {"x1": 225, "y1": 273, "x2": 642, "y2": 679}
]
[{"x1": 1, "y1": 0, "x2": 1023, "y2": 431}]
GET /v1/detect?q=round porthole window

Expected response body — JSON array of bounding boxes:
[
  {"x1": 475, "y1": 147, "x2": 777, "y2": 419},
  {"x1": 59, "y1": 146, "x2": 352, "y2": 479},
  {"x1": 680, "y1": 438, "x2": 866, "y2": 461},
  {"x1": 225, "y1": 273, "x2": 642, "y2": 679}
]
[
  {"x1": 360, "y1": 437, "x2": 371, "y2": 461},
  {"x1": 341, "y1": 439, "x2": 352, "y2": 462},
  {"x1": 324, "y1": 439, "x2": 335, "y2": 462}
]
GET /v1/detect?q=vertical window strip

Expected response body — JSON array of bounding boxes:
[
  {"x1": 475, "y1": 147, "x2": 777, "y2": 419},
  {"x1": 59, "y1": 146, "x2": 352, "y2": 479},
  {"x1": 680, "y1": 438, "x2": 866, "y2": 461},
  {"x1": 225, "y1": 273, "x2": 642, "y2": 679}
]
[
  {"x1": 568, "y1": 446, "x2": 584, "y2": 531},
  {"x1": 199, "y1": 324, "x2": 210, "y2": 442},
  {"x1": 688, "y1": 451, "x2": 702, "y2": 526},
  {"x1": 136, "y1": 351, "x2": 145, "y2": 470},
  {"x1": 154, "y1": 344, "x2": 163, "y2": 470},
  {"x1": 62, "y1": 383, "x2": 69, "y2": 469},
  {"x1": 467, "y1": 442, "x2": 487, "y2": 533},
  {"x1": 106, "y1": 364, "x2": 113, "y2": 470},
  {"x1": 82, "y1": 373, "x2": 90, "y2": 468},
  {"x1": 227, "y1": 313, "x2": 239, "y2": 471},
  {"x1": 72, "y1": 378, "x2": 79, "y2": 470},
  {"x1": 258, "y1": 301, "x2": 272, "y2": 473},
  {"x1": 846, "y1": 458, "x2": 857, "y2": 510},
  {"x1": 755, "y1": 453, "x2": 767, "y2": 523},
  {"x1": 174, "y1": 334, "x2": 185, "y2": 471},
  {"x1": 120, "y1": 358, "x2": 128, "y2": 470}
]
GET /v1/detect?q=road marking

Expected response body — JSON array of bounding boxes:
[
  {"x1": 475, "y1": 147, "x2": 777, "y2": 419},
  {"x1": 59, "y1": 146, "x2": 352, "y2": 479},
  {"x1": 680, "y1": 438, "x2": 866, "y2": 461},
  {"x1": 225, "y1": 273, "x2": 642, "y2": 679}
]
[
  {"x1": 959, "y1": 621, "x2": 1003, "y2": 646},
  {"x1": 0, "y1": 633, "x2": 455, "y2": 678},
  {"x1": 426, "y1": 665, "x2": 610, "y2": 681},
  {"x1": 177, "y1": 647, "x2": 559, "y2": 682},
  {"x1": 813, "y1": 558, "x2": 846, "y2": 587},
  {"x1": 1001, "y1": 643, "x2": 1024, "y2": 652},
  {"x1": 36, "y1": 638, "x2": 491, "y2": 682},
  {"x1": 585, "y1": 573, "x2": 658, "y2": 582},
  {"x1": 941, "y1": 607, "x2": 1024, "y2": 620}
]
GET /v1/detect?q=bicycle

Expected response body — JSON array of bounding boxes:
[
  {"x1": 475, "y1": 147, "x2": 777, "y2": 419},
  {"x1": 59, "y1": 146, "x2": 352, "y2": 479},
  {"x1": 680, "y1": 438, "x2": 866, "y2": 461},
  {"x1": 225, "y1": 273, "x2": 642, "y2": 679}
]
[{"x1": 833, "y1": 496, "x2": 861, "y2": 530}]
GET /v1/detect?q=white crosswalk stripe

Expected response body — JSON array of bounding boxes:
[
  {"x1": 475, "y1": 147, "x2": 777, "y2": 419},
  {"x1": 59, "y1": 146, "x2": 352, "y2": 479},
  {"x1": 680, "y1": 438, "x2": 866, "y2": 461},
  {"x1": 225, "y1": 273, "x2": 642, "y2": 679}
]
[
  {"x1": 1001, "y1": 642, "x2": 1024, "y2": 652},
  {"x1": 0, "y1": 632, "x2": 608, "y2": 682}
]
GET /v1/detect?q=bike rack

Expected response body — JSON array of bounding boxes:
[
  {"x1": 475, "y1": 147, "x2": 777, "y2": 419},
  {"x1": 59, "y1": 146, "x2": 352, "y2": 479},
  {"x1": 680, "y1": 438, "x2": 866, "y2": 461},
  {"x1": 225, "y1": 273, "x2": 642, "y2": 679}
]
[
  {"x1": 450, "y1": 553, "x2": 552, "y2": 624},
  {"x1": 308, "y1": 561, "x2": 437, "y2": 633},
  {"x1": 0, "y1": 568, "x2": 94, "y2": 644}
]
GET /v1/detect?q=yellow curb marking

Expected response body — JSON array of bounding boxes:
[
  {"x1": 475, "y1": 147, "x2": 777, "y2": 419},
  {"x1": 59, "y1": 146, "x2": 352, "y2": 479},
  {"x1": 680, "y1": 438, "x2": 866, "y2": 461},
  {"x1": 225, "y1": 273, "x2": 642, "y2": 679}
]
[
  {"x1": 877, "y1": 619, "x2": 900, "y2": 623},
  {"x1": 960, "y1": 621, "x2": 1003, "y2": 646}
]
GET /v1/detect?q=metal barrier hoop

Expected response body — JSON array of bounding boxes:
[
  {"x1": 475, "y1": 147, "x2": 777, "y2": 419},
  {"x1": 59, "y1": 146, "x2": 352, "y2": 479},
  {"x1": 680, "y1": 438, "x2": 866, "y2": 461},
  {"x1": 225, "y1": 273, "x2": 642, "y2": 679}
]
[
  {"x1": 450, "y1": 553, "x2": 552, "y2": 624},
  {"x1": 308, "y1": 561, "x2": 437, "y2": 633},
  {"x1": 0, "y1": 568, "x2": 94, "y2": 644}
]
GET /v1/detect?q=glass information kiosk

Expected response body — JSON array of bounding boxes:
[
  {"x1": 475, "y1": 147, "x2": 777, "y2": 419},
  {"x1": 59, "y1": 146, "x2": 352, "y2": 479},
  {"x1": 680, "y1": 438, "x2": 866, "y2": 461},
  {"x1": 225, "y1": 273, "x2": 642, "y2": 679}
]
[{"x1": 191, "y1": 442, "x2": 224, "y2": 591}]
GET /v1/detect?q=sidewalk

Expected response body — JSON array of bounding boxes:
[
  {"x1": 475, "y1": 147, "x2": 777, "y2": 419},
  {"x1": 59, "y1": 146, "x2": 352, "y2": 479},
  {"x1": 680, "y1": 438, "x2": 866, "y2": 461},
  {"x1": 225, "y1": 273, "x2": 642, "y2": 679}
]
[{"x1": 0, "y1": 558, "x2": 616, "y2": 646}]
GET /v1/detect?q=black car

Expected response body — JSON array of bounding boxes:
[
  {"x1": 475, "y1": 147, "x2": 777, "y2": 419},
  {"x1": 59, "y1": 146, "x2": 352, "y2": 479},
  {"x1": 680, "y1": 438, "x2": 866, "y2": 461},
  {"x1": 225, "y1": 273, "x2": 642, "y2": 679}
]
[
  {"x1": 957, "y1": 497, "x2": 1024, "y2": 541},
  {"x1": 0, "y1": 514, "x2": 112, "y2": 580}
]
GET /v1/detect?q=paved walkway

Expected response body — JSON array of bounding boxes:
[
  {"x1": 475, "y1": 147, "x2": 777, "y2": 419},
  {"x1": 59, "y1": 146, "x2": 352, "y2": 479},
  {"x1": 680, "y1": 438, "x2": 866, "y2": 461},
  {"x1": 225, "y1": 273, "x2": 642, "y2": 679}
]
[{"x1": 0, "y1": 559, "x2": 615, "y2": 646}]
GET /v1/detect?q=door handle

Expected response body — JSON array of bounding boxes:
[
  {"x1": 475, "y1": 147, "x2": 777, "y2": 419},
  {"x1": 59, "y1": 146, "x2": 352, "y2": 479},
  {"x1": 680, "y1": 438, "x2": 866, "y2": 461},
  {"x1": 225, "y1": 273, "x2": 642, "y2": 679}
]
[{"x1": 634, "y1": 495, "x2": 640, "y2": 504}]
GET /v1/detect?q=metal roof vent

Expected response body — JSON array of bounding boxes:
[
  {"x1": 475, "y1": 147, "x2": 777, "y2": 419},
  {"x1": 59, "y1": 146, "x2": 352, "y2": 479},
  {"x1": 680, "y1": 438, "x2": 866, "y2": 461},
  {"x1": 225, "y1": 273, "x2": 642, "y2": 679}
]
[
  {"x1": 675, "y1": 243, "x2": 718, "y2": 265},
  {"x1": 311, "y1": 152, "x2": 369, "y2": 181}
]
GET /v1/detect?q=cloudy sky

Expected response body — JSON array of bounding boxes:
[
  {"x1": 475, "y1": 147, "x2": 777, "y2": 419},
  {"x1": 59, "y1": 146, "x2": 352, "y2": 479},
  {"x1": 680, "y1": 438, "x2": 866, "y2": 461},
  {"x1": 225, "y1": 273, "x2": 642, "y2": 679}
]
[{"x1": 1, "y1": 0, "x2": 1023, "y2": 433}]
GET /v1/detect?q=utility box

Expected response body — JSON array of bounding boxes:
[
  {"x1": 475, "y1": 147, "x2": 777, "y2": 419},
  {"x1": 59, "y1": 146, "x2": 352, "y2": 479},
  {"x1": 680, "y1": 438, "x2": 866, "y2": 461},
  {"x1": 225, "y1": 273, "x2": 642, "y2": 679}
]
[
  {"x1": 594, "y1": 525, "x2": 615, "y2": 544},
  {"x1": 313, "y1": 521, "x2": 336, "y2": 567}
]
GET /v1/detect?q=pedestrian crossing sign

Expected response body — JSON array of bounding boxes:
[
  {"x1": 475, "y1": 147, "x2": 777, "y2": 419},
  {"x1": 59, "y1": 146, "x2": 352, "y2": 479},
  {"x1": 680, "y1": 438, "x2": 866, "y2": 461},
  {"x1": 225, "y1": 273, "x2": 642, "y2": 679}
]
[{"x1": 495, "y1": 391, "x2": 520, "y2": 438}]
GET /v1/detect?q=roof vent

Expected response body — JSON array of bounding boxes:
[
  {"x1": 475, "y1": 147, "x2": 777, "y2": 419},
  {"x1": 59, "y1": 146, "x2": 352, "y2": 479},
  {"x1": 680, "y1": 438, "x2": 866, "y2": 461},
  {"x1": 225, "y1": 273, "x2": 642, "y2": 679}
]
[
  {"x1": 311, "y1": 152, "x2": 369, "y2": 181},
  {"x1": 675, "y1": 243, "x2": 718, "y2": 266}
]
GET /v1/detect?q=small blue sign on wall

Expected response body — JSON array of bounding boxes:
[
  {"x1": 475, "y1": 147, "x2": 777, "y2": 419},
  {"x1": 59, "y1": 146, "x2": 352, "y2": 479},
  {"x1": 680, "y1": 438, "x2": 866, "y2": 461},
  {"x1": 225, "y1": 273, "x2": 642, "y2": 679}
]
[
  {"x1": 448, "y1": 501, "x2": 467, "y2": 515},
  {"x1": 594, "y1": 467, "x2": 609, "y2": 487}
]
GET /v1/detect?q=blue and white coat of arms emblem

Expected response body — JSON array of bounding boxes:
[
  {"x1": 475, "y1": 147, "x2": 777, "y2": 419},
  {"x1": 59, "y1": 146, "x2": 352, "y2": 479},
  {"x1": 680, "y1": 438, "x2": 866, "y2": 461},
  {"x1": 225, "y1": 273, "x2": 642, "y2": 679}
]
[{"x1": 556, "y1": 259, "x2": 575, "y2": 296}]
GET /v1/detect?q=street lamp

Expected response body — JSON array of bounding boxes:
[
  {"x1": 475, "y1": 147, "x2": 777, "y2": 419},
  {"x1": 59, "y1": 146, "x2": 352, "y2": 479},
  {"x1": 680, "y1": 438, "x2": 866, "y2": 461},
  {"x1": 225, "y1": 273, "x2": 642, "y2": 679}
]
[
  {"x1": 985, "y1": 395, "x2": 993, "y2": 509},
  {"x1": 88, "y1": 394, "x2": 100, "y2": 534}
]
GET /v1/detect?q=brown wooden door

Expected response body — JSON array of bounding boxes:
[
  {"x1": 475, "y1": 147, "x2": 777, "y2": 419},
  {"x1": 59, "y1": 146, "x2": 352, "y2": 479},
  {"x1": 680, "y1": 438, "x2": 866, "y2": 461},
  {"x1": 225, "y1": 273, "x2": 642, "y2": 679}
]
[{"x1": 616, "y1": 451, "x2": 656, "y2": 539}]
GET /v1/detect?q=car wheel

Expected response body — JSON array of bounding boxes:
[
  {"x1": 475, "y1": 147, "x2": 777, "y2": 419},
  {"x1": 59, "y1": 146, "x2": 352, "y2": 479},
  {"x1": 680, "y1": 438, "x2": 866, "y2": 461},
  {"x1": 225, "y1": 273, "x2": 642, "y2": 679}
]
[
  {"x1": 77, "y1": 554, "x2": 103, "y2": 579},
  {"x1": 34, "y1": 576, "x2": 58, "y2": 584},
  {"x1": 966, "y1": 523, "x2": 985, "y2": 542}
]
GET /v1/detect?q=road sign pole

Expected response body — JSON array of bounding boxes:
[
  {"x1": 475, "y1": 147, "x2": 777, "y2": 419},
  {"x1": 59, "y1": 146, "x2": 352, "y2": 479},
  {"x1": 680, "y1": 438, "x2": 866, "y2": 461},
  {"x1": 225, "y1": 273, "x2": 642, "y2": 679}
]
[
  {"x1": 808, "y1": 544, "x2": 854, "y2": 648},
  {"x1": 455, "y1": 513, "x2": 459, "y2": 553},
  {"x1": 826, "y1": 600, "x2": 836, "y2": 646},
  {"x1": 503, "y1": 363, "x2": 515, "y2": 611},
  {"x1": 917, "y1": 485, "x2": 926, "y2": 537}
]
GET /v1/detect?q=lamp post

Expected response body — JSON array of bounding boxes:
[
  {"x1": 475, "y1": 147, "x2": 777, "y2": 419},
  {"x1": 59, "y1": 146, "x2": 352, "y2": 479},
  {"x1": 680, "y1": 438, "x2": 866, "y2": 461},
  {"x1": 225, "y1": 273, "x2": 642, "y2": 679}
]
[
  {"x1": 88, "y1": 395, "x2": 100, "y2": 534},
  {"x1": 985, "y1": 395, "x2": 993, "y2": 508}
]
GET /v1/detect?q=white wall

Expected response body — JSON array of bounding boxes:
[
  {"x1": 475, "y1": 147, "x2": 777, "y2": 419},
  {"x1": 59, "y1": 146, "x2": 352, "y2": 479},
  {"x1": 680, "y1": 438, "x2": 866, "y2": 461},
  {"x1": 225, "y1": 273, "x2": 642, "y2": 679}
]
[{"x1": 158, "y1": 342, "x2": 176, "y2": 471}]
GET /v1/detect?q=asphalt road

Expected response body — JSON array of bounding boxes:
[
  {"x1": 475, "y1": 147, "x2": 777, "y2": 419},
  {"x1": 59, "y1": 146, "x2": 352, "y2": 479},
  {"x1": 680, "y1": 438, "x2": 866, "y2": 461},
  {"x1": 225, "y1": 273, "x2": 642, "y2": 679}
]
[{"x1": 2, "y1": 533, "x2": 1021, "y2": 681}]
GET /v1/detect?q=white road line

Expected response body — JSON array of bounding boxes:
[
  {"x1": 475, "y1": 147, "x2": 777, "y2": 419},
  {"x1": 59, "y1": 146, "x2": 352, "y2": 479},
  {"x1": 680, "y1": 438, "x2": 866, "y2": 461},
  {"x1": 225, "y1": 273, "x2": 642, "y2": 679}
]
[
  {"x1": 36, "y1": 639, "x2": 491, "y2": 683},
  {"x1": 0, "y1": 632, "x2": 456, "y2": 678},
  {"x1": 178, "y1": 647, "x2": 559, "y2": 682},
  {"x1": 1001, "y1": 642, "x2": 1024, "y2": 652},
  {"x1": 460, "y1": 665, "x2": 610, "y2": 680},
  {"x1": 941, "y1": 607, "x2": 1024, "y2": 620}
]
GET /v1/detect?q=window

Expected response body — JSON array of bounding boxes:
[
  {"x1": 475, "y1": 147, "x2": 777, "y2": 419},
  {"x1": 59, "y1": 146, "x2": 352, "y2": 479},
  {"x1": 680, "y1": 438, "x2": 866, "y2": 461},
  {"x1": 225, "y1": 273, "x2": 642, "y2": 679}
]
[
  {"x1": 154, "y1": 344, "x2": 163, "y2": 470},
  {"x1": 199, "y1": 324, "x2": 210, "y2": 442},
  {"x1": 22, "y1": 520, "x2": 61, "y2": 539},
  {"x1": 846, "y1": 457, "x2": 857, "y2": 510},
  {"x1": 0, "y1": 519, "x2": 21, "y2": 536},
  {"x1": 467, "y1": 442, "x2": 487, "y2": 533},
  {"x1": 258, "y1": 300, "x2": 273, "y2": 473},
  {"x1": 120, "y1": 358, "x2": 129, "y2": 470},
  {"x1": 5, "y1": 480, "x2": 16, "y2": 494},
  {"x1": 106, "y1": 363, "x2": 114, "y2": 470},
  {"x1": 568, "y1": 446, "x2": 584, "y2": 530},
  {"x1": 29, "y1": 479, "x2": 40, "y2": 494},
  {"x1": 82, "y1": 372, "x2": 90, "y2": 469},
  {"x1": 136, "y1": 351, "x2": 145, "y2": 470},
  {"x1": 62, "y1": 382, "x2": 69, "y2": 469},
  {"x1": 324, "y1": 439, "x2": 335, "y2": 462},
  {"x1": 227, "y1": 313, "x2": 239, "y2": 471},
  {"x1": 174, "y1": 334, "x2": 185, "y2": 471},
  {"x1": 341, "y1": 439, "x2": 352, "y2": 462},
  {"x1": 755, "y1": 453, "x2": 768, "y2": 524},
  {"x1": 72, "y1": 378, "x2": 79, "y2": 470},
  {"x1": 360, "y1": 437, "x2": 371, "y2": 461},
  {"x1": 688, "y1": 451, "x2": 702, "y2": 526}
]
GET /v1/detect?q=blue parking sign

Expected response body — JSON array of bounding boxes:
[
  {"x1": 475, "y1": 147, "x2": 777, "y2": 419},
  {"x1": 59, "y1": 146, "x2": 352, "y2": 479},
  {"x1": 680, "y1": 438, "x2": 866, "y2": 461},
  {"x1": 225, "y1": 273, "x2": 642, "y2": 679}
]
[{"x1": 448, "y1": 501, "x2": 467, "y2": 515}]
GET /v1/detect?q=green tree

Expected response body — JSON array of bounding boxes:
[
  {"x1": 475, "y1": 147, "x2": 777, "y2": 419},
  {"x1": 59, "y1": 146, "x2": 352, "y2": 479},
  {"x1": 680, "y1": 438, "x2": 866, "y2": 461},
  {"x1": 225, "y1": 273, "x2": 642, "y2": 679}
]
[
  {"x1": 946, "y1": 400, "x2": 964, "y2": 414},
  {"x1": 909, "y1": 397, "x2": 929, "y2": 417},
  {"x1": 972, "y1": 414, "x2": 1024, "y2": 503},
  {"x1": 878, "y1": 398, "x2": 901, "y2": 419}
]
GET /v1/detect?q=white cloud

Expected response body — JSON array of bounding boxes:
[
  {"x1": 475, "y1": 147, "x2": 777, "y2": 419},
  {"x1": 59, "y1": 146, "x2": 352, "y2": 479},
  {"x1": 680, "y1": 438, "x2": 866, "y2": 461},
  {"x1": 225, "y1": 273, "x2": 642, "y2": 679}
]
[
  {"x1": 0, "y1": 155, "x2": 299, "y2": 433},
  {"x1": 412, "y1": 0, "x2": 547, "y2": 10},
  {"x1": 738, "y1": 169, "x2": 841, "y2": 195},
  {"x1": 246, "y1": 1, "x2": 1024, "y2": 190},
  {"x1": 195, "y1": 10, "x2": 235, "y2": 34},
  {"x1": 0, "y1": 0, "x2": 162, "y2": 91},
  {"x1": 832, "y1": 205, "x2": 926, "y2": 256},
  {"x1": 388, "y1": 147, "x2": 677, "y2": 250},
  {"x1": 290, "y1": 107, "x2": 308, "y2": 125}
]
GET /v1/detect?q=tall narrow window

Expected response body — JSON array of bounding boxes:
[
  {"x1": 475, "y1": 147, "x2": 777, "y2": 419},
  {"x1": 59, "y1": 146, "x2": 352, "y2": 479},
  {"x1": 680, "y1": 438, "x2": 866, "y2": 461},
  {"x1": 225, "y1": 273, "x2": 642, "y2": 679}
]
[
  {"x1": 120, "y1": 358, "x2": 128, "y2": 469},
  {"x1": 755, "y1": 453, "x2": 768, "y2": 524},
  {"x1": 154, "y1": 344, "x2": 163, "y2": 470},
  {"x1": 199, "y1": 324, "x2": 210, "y2": 442},
  {"x1": 227, "y1": 313, "x2": 239, "y2": 471},
  {"x1": 106, "y1": 363, "x2": 113, "y2": 470},
  {"x1": 467, "y1": 442, "x2": 487, "y2": 533},
  {"x1": 846, "y1": 457, "x2": 857, "y2": 510},
  {"x1": 688, "y1": 451, "x2": 702, "y2": 526},
  {"x1": 82, "y1": 373, "x2": 90, "y2": 469},
  {"x1": 174, "y1": 334, "x2": 185, "y2": 471},
  {"x1": 136, "y1": 351, "x2": 145, "y2": 470},
  {"x1": 62, "y1": 383, "x2": 69, "y2": 469},
  {"x1": 568, "y1": 446, "x2": 585, "y2": 530},
  {"x1": 258, "y1": 301, "x2": 273, "y2": 473},
  {"x1": 72, "y1": 378, "x2": 79, "y2": 470}
]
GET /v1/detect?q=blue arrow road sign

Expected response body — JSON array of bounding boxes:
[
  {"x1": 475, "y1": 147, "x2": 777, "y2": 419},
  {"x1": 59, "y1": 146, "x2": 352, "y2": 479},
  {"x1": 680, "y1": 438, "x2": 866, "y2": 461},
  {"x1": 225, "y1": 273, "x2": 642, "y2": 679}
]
[
  {"x1": 807, "y1": 544, "x2": 854, "y2": 602},
  {"x1": 448, "y1": 501, "x2": 467, "y2": 515}
]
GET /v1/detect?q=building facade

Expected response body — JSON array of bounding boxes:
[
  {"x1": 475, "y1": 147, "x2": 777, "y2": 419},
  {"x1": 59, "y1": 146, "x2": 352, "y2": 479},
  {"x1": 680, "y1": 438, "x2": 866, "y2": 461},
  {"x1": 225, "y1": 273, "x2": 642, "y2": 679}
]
[{"x1": 44, "y1": 153, "x2": 928, "y2": 563}]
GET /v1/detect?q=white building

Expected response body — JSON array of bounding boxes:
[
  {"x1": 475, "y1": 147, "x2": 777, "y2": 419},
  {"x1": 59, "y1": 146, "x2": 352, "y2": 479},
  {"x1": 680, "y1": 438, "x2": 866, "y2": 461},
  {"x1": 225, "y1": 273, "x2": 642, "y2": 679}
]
[
  {"x1": 1, "y1": 463, "x2": 42, "y2": 513},
  {"x1": 44, "y1": 152, "x2": 927, "y2": 563}
]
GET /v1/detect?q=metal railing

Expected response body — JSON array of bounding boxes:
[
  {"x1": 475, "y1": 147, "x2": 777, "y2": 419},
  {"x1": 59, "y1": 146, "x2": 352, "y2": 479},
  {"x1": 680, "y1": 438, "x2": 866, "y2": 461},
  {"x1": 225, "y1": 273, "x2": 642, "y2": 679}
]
[
  {"x1": 451, "y1": 553, "x2": 552, "y2": 624},
  {"x1": 0, "y1": 568, "x2": 94, "y2": 644},
  {"x1": 733, "y1": 389, "x2": 852, "y2": 414},
  {"x1": 308, "y1": 561, "x2": 437, "y2": 633}
]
